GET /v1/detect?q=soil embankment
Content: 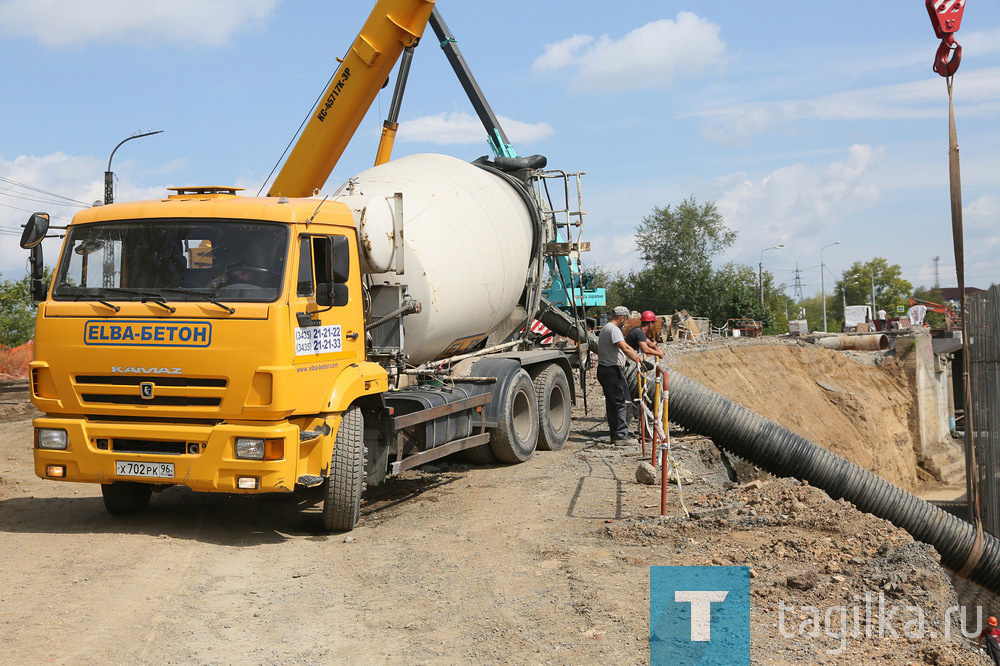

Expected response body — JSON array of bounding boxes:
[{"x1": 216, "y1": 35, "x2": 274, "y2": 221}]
[{"x1": 669, "y1": 340, "x2": 929, "y2": 492}]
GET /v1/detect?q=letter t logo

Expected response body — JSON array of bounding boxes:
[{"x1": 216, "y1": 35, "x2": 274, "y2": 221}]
[{"x1": 674, "y1": 590, "x2": 729, "y2": 641}]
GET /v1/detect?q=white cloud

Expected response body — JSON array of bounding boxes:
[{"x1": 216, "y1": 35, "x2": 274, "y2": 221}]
[
  {"x1": 586, "y1": 233, "x2": 638, "y2": 273},
  {"x1": 698, "y1": 67, "x2": 1000, "y2": 145},
  {"x1": 965, "y1": 194, "x2": 1000, "y2": 231},
  {"x1": 531, "y1": 13, "x2": 726, "y2": 93},
  {"x1": 532, "y1": 34, "x2": 594, "y2": 72},
  {"x1": 0, "y1": 153, "x2": 99, "y2": 280},
  {"x1": 396, "y1": 112, "x2": 553, "y2": 147},
  {"x1": 715, "y1": 144, "x2": 885, "y2": 260},
  {"x1": 0, "y1": 0, "x2": 279, "y2": 48},
  {"x1": 0, "y1": 152, "x2": 170, "y2": 280}
]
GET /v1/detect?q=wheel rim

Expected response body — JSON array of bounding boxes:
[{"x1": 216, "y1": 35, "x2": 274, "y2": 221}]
[{"x1": 512, "y1": 388, "x2": 533, "y2": 442}]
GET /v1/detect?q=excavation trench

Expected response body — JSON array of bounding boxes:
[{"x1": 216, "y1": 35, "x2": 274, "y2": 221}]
[{"x1": 666, "y1": 368, "x2": 999, "y2": 595}]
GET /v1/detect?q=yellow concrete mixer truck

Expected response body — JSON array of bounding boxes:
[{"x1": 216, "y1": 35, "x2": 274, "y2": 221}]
[{"x1": 18, "y1": 0, "x2": 596, "y2": 531}]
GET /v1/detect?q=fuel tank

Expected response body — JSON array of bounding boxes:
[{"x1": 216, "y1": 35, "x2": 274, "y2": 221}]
[{"x1": 333, "y1": 153, "x2": 534, "y2": 365}]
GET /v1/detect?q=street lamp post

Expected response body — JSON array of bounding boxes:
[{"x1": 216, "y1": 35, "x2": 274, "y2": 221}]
[
  {"x1": 104, "y1": 129, "x2": 164, "y2": 204},
  {"x1": 758, "y1": 244, "x2": 785, "y2": 307},
  {"x1": 869, "y1": 272, "x2": 877, "y2": 316},
  {"x1": 820, "y1": 241, "x2": 841, "y2": 333}
]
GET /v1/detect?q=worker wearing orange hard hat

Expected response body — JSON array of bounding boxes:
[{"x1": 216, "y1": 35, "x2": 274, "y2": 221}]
[
  {"x1": 625, "y1": 310, "x2": 665, "y2": 360},
  {"x1": 979, "y1": 616, "x2": 1000, "y2": 664}
]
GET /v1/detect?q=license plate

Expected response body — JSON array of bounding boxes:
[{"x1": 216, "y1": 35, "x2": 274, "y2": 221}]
[{"x1": 115, "y1": 460, "x2": 174, "y2": 479}]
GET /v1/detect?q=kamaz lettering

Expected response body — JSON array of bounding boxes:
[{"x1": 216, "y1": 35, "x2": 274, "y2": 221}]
[
  {"x1": 111, "y1": 367, "x2": 183, "y2": 375},
  {"x1": 84, "y1": 320, "x2": 212, "y2": 348}
]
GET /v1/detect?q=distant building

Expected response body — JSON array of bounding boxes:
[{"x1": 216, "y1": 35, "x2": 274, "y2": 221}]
[{"x1": 939, "y1": 286, "x2": 984, "y2": 309}]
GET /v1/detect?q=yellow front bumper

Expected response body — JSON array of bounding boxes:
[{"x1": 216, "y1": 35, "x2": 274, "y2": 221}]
[{"x1": 32, "y1": 417, "x2": 300, "y2": 493}]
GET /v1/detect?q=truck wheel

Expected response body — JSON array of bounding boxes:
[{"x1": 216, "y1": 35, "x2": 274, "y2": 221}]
[
  {"x1": 101, "y1": 482, "x2": 152, "y2": 515},
  {"x1": 489, "y1": 369, "x2": 538, "y2": 463},
  {"x1": 463, "y1": 440, "x2": 498, "y2": 464},
  {"x1": 533, "y1": 365, "x2": 571, "y2": 451},
  {"x1": 322, "y1": 406, "x2": 365, "y2": 532}
]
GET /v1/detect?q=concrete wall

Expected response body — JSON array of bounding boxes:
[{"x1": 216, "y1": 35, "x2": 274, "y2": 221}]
[{"x1": 894, "y1": 329, "x2": 954, "y2": 456}]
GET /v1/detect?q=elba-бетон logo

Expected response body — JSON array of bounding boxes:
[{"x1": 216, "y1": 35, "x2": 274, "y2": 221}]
[{"x1": 650, "y1": 566, "x2": 753, "y2": 665}]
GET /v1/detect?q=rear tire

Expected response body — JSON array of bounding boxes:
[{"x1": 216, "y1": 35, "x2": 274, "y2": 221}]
[
  {"x1": 101, "y1": 482, "x2": 152, "y2": 515},
  {"x1": 322, "y1": 406, "x2": 365, "y2": 532},
  {"x1": 489, "y1": 370, "x2": 538, "y2": 463},
  {"x1": 463, "y1": 440, "x2": 498, "y2": 464},
  {"x1": 533, "y1": 365, "x2": 571, "y2": 451}
]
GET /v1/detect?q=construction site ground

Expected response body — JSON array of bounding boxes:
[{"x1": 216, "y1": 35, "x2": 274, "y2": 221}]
[{"x1": 0, "y1": 339, "x2": 995, "y2": 664}]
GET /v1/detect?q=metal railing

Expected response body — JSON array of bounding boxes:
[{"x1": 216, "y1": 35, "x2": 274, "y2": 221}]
[{"x1": 967, "y1": 285, "x2": 1000, "y2": 534}]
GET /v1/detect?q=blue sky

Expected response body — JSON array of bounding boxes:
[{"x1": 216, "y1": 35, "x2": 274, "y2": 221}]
[{"x1": 2, "y1": 1, "x2": 999, "y2": 299}]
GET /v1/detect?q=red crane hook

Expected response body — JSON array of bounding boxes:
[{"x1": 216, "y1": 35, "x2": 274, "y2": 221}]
[{"x1": 926, "y1": 0, "x2": 966, "y2": 77}]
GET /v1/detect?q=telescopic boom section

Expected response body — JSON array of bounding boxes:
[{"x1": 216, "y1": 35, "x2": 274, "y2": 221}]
[{"x1": 267, "y1": 0, "x2": 436, "y2": 198}]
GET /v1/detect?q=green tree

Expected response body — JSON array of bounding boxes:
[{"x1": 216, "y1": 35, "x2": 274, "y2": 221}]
[
  {"x1": 582, "y1": 265, "x2": 628, "y2": 312},
  {"x1": 790, "y1": 294, "x2": 844, "y2": 333},
  {"x1": 612, "y1": 196, "x2": 791, "y2": 331},
  {"x1": 703, "y1": 263, "x2": 779, "y2": 330},
  {"x1": 0, "y1": 270, "x2": 49, "y2": 347},
  {"x1": 833, "y1": 258, "x2": 912, "y2": 324},
  {"x1": 627, "y1": 197, "x2": 737, "y2": 317}
]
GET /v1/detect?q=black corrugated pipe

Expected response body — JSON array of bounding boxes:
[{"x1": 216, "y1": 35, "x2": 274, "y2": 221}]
[{"x1": 666, "y1": 369, "x2": 1000, "y2": 595}]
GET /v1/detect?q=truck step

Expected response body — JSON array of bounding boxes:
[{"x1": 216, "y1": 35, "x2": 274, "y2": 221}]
[{"x1": 297, "y1": 475, "x2": 324, "y2": 487}]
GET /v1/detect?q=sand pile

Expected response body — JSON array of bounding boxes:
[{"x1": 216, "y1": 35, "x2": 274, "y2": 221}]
[{"x1": 668, "y1": 341, "x2": 923, "y2": 491}]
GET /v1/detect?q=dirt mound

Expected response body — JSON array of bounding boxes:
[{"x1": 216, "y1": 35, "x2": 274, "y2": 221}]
[
  {"x1": 606, "y1": 473, "x2": 989, "y2": 664},
  {"x1": 668, "y1": 340, "x2": 923, "y2": 491}
]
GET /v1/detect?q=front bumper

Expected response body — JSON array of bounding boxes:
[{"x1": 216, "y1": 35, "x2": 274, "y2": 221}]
[{"x1": 32, "y1": 416, "x2": 299, "y2": 493}]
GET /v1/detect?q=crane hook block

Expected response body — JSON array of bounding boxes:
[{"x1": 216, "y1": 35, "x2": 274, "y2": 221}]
[
  {"x1": 933, "y1": 38, "x2": 963, "y2": 77},
  {"x1": 926, "y1": 0, "x2": 966, "y2": 39}
]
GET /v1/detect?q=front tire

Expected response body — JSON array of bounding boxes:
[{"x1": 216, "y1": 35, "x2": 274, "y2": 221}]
[
  {"x1": 101, "y1": 482, "x2": 152, "y2": 515},
  {"x1": 322, "y1": 406, "x2": 365, "y2": 532}
]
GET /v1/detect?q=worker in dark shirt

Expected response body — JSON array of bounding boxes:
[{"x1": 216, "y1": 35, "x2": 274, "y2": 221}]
[
  {"x1": 625, "y1": 311, "x2": 665, "y2": 360},
  {"x1": 623, "y1": 311, "x2": 664, "y2": 433}
]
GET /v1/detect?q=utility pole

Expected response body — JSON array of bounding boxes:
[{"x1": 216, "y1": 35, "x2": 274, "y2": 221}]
[
  {"x1": 793, "y1": 263, "x2": 804, "y2": 302},
  {"x1": 821, "y1": 241, "x2": 841, "y2": 333},
  {"x1": 869, "y1": 271, "x2": 877, "y2": 317},
  {"x1": 759, "y1": 244, "x2": 785, "y2": 307},
  {"x1": 933, "y1": 256, "x2": 941, "y2": 290}
]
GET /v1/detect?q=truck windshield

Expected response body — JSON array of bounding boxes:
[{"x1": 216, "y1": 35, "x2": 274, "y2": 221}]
[{"x1": 53, "y1": 219, "x2": 288, "y2": 303}]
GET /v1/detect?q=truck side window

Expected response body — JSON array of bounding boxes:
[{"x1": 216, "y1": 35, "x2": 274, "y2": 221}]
[{"x1": 297, "y1": 236, "x2": 314, "y2": 297}]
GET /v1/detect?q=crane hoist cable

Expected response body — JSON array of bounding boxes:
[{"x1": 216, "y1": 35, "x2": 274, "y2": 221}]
[{"x1": 926, "y1": 0, "x2": 982, "y2": 578}]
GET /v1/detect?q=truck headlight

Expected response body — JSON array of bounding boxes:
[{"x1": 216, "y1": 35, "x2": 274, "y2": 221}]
[
  {"x1": 235, "y1": 437, "x2": 265, "y2": 460},
  {"x1": 37, "y1": 428, "x2": 68, "y2": 450}
]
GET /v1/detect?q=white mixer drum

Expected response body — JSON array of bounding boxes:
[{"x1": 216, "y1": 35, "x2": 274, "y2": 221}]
[{"x1": 334, "y1": 153, "x2": 534, "y2": 365}]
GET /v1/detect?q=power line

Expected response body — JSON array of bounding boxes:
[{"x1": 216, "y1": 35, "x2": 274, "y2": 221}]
[
  {"x1": 0, "y1": 186, "x2": 87, "y2": 209},
  {"x1": 0, "y1": 176, "x2": 90, "y2": 206}
]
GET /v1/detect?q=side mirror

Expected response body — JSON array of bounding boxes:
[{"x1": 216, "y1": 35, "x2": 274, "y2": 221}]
[
  {"x1": 29, "y1": 245, "x2": 47, "y2": 302},
  {"x1": 315, "y1": 235, "x2": 351, "y2": 307},
  {"x1": 330, "y1": 235, "x2": 350, "y2": 284},
  {"x1": 20, "y1": 212, "x2": 50, "y2": 249},
  {"x1": 316, "y1": 283, "x2": 349, "y2": 308}
]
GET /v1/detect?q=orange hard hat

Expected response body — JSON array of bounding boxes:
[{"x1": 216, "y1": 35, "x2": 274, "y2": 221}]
[
  {"x1": 640, "y1": 310, "x2": 657, "y2": 323},
  {"x1": 990, "y1": 616, "x2": 998, "y2": 627}
]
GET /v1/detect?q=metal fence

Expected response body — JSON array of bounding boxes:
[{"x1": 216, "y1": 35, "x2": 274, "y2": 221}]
[{"x1": 967, "y1": 285, "x2": 1000, "y2": 534}]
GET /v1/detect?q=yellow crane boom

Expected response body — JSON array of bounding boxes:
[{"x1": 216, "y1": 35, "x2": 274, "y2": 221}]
[{"x1": 266, "y1": 0, "x2": 435, "y2": 198}]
